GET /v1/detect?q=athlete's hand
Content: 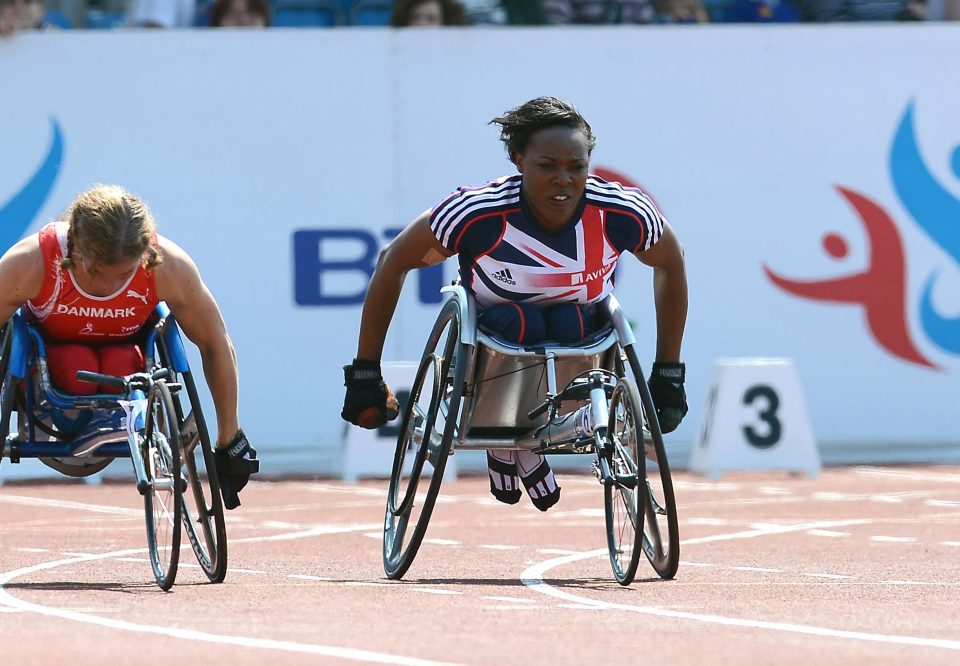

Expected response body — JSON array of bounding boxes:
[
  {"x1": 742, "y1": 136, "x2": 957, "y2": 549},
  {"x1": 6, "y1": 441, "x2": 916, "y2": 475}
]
[
  {"x1": 341, "y1": 359, "x2": 400, "y2": 429},
  {"x1": 648, "y1": 362, "x2": 688, "y2": 434},
  {"x1": 214, "y1": 429, "x2": 259, "y2": 510}
]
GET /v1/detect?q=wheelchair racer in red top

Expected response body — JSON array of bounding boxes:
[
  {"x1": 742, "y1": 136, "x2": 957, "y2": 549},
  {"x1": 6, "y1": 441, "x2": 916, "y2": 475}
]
[
  {"x1": 342, "y1": 97, "x2": 688, "y2": 511},
  {"x1": 0, "y1": 184, "x2": 257, "y2": 508}
]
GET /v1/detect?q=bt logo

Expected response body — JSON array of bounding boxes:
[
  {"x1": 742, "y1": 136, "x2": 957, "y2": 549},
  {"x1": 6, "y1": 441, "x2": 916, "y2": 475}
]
[
  {"x1": 765, "y1": 101, "x2": 959, "y2": 370},
  {"x1": 293, "y1": 166, "x2": 650, "y2": 307}
]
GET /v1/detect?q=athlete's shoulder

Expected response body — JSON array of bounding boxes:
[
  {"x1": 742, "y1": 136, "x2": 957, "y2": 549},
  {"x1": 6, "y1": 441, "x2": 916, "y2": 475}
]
[
  {"x1": 584, "y1": 175, "x2": 664, "y2": 220},
  {"x1": 430, "y1": 175, "x2": 521, "y2": 247}
]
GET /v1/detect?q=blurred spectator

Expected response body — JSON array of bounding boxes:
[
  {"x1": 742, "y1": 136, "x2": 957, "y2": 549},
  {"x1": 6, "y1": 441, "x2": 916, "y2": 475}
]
[
  {"x1": 127, "y1": 0, "x2": 197, "y2": 26},
  {"x1": 460, "y1": 0, "x2": 508, "y2": 23},
  {"x1": 538, "y1": 0, "x2": 709, "y2": 23},
  {"x1": 0, "y1": 0, "x2": 56, "y2": 36},
  {"x1": 209, "y1": 0, "x2": 269, "y2": 26},
  {"x1": 391, "y1": 0, "x2": 471, "y2": 26},
  {"x1": 721, "y1": 0, "x2": 800, "y2": 20},
  {"x1": 791, "y1": 0, "x2": 926, "y2": 19}
]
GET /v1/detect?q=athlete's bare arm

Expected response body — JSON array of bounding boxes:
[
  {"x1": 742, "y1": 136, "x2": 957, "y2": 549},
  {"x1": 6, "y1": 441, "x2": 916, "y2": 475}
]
[
  {"x1": 635, "y1": 221, "x2": 687, "y2": 363},
  {"x1": 356, "y1": 211, "x2": 453, "y2": 361},
  {"x1": 0, "y1": 236, "x2": 44, "y2": 324},
  {"x1": 154, "y1": 236, "x2": 239, "y2": 447}
]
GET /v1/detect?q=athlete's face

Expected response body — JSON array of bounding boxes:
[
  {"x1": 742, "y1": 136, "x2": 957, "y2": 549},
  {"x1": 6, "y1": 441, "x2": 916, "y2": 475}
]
[
  {"x1": 74, "y1": 253, "x2": 141, "y2": 297},
  {"x1": 516, "y1": 126, "x2": 590, "y2": 232}
]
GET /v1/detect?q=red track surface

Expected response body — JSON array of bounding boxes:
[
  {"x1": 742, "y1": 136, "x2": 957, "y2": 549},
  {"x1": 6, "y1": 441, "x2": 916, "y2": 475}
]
[{"x1": 1, "y1": 466, "x2": 959, "y2": 665}]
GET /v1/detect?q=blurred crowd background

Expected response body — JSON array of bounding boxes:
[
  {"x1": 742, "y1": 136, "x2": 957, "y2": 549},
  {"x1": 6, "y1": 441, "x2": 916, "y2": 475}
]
[{"x1": 2, "y1": 0, "x2": 958, "y2": 35}]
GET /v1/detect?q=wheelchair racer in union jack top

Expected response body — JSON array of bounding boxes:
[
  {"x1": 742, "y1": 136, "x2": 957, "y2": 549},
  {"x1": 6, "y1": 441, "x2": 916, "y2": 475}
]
[
  {"x1": 342, "y1": 96, "x2": 688, "y2": 511},
  {"x1": 0, "y1": 184, "x2": 257, "y2": 508}
]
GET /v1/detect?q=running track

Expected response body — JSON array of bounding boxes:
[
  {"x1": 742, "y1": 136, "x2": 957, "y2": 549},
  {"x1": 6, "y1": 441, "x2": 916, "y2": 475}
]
[{"x1": 1, "y1": 465, "x2": 958, "y2": 665}]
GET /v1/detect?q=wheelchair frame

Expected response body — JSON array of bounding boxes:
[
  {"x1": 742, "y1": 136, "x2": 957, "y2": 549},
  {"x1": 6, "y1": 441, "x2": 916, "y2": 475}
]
[
  {"x1": 0, "y1": 303, "x2": 229, "y2": 589},
  {"x1": 383, "y1": 285, "x2": 680, "y2": 585}
]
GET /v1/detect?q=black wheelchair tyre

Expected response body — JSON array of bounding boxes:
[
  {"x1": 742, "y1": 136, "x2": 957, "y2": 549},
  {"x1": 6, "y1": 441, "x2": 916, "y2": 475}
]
[
  {"x1": 383, "y1": 298, "x2": 464, "y2": 580},
  {"x1": 614, "y1": 343, "x2": 680, "y2": 580},
  {"x1": 176, "y1": 371, "x2": 229, "y2": 583},
  {"x1": 604, "y1": 378, "x2": 646, "y2": 586},
  {"x1": 142, "y1": 380, "x2": 183, "y2": 591}
]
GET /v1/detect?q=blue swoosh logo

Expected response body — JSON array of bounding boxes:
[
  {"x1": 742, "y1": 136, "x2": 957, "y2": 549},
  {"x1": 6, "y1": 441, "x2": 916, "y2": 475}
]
[
  {"x1": 890, "y1": 101, "x2": 960, "y2": 356},
  {"x1": 0, "y1": 118, "x2": 65, "y2": 252}
]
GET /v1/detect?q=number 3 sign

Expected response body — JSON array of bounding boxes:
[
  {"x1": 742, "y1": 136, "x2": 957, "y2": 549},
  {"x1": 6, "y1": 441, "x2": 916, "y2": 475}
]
[{"x1": 691, "y1": 359, "x2": 820, "y2": 478}]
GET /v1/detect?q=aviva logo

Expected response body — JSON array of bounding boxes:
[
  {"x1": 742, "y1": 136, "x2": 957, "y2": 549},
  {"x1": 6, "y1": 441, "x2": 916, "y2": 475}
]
[{"x1": 0, "y1": 119, "x2": 65, "y2": 253}]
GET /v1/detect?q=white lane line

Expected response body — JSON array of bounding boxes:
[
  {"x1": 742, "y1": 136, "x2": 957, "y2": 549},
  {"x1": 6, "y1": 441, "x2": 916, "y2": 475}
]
[
  {"x1": 943, "y1": 542, "x2": 960, "y2": 547},
  {"x1": 17, "y1": 548, "x2": 50, "y2": 553},
  {"x1": 0, "y1": 524, "x2": 459, "y2": 666},
  {"x1": 345, "y1": 582, "x2": 393, "y2": 588},
  {"x1": 870, "y1": 496, "x2": 902, "y2": 504},
  {"x1": 421, "y1": 539, "x2": 459, "y2": 546},
  {"x1": 804, "y1": 573, "x2": 853, "y2": 580},
  {"x1": 926, "y1": 500, "x2": 960, "y2": 507},
  {"x1": 759, "y1": 487, "x2": 791, "y2": 495},
  {"x1": 229, "y1": 523, "x2": 382, "y2": 544},
  {"x1": 538, "y1": 549, "x2": 577, "y2": 555},
  {"x1": 480, "y1": 545, "x2": 520, "y2": 551},
  {"x1": 0, "y1": 495, "x2": 142, "y2": 516},
  {"x1": 869, "y1": 536, "x2": 917, "y2": 543},
  {"x1": 881, "y1": 580, "x2": 925, "y2": 586},
  {"x1": 482, "y1": 596, "x2": 535, "y2": 604},
  {"x1": 856, "y1": 467, "x2": 960, "y2": 483},
  {"x1": 806, "y1": 530, "x2": 849, "y2": 538},
  {"x1": 678, "y1": 561, "x2": 715, "y2": 568},
  {"x1": 364, "y1": 533, "x2": 381, "y2": 539},
  {"x1": 521, "y1": 518, "x2": 960, "y2": 653},
  {"x1": 733, "y1": 567, "x2": 782, "y2": 573},
  {"x1": 288, "y1": 575, "x2": 332, "y2": 581},
  {"x1": 687, "y1": 518, "x2": 729, "y2": 526},
  {"x1": 410, "y1": 589, "x2": 461, "y2": 596}
]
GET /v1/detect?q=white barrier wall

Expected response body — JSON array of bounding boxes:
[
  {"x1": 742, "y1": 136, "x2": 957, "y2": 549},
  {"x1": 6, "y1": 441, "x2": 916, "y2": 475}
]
[{"x1": 1, "y1": 26, "x2": 959, "y2": 475}]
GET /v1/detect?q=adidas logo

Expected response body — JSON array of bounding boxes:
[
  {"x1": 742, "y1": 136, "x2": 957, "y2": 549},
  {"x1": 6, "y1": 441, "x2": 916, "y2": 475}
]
[{"x1": 492, "y1": 268, "x2": 516, "y2": 286}]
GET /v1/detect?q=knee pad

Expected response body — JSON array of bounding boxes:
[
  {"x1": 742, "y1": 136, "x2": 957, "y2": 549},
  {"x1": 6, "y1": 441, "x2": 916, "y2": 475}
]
[
  {"x1": 478, "y1": 303, "x2": 546, "y2": 344},
  {"x1": 46, "y1": 344, "x2": 99, "y2": 395},
  {"x1": 544, "y1": 303, "x2": 595, "y2": 343},
  {"x1": 486, "y1": 451, "x2": 521, "y2": 505},
  {"x1": 516, "y1": 450, "x2": 561, "y2": 511}
]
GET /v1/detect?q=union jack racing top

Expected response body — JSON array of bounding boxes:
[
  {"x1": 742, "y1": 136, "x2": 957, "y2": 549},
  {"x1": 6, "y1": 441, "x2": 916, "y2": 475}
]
[{"x1": 429, "y1": 174, "x2": 665, "y2": 309}]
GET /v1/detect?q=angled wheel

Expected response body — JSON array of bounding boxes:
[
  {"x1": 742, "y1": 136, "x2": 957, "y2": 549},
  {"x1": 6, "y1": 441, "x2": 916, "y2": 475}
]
[
  {"x1": 142, "y1": 380, "x2": 183, "y2": 590},
  {"x1": 175, "y1": 372, "x2": 228, "y2": 583},
  {"x1": 154, "y1": 324, "x2": 228, "y2": 583},
  {"x1": 0, "y1": 324, "x2": 14, "y2": 445},
  {"x1": 604, "y1": 377, "x2": 646, "y2": 585},
  {"x1": 615, "y1": 344, "x2": 680, "y2": 580},
  {"x1": 383, "y1": 298, "x2": 464, "y2": 580}
]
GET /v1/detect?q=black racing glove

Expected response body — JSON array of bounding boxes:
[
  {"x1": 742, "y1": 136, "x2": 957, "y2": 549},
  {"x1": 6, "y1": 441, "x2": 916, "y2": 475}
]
[
  {"x1": 341, "y1": 358, "x2": 399, "y2": 429},
  {"x1": 648, "y1": 362, "x2": 688, "y2": 434},
  {"x1": 214, "y1": 429, "x2": 259, "y2": 510}
]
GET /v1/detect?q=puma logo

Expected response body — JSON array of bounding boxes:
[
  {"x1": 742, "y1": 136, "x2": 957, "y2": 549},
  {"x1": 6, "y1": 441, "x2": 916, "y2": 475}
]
[{"x1": 126, "y1": 289, "x2": 148, "y2": 304}]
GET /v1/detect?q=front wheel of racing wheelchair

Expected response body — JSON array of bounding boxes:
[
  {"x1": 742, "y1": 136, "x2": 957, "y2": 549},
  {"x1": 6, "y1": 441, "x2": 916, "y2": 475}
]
[
  {"x1": 151, "y1": 307, "x2": 229, "y2": 583},
  {"x1": 609, "y1": 342, "x2": 680, "y2": 580},
  {"x1": 383, "y1": 297, "x2": 465, "y2": 580}
]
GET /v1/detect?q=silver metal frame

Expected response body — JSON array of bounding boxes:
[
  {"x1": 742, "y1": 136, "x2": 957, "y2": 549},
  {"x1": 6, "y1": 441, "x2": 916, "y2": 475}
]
[{"x1": 440, "y1": 285, "x2": 639, "y2": 454}]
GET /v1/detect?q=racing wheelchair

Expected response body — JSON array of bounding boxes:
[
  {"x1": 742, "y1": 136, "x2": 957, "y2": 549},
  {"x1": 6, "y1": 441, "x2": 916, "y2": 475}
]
[
  {"x1": 0, "y1": 303, "x2": 228, "y2": 590},
  {"x1": 384, "y1": 285, "x2": 680, "y2": 586}
]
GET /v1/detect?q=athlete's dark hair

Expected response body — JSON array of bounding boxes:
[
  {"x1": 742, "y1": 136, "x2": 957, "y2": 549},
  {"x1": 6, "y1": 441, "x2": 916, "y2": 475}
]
[{"x1": 490, "y1": 97, "x2": 596, "y2": 166}]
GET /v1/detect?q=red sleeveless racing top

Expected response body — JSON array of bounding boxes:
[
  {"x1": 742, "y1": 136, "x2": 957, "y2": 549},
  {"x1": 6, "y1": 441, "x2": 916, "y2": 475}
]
[{"x1": 26, "y1": 222, "x2": 160, "y2": 342}]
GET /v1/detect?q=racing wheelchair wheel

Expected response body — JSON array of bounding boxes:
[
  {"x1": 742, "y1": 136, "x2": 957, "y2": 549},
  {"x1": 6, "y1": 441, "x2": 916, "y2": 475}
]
[
  {"x1": 383, "y1": 298, "x2": 464, "y2": 580},
  {"x1": 155, "y1": 332, "x2": 228, "y2": 583},
  {"x1": 604, "y1": 377, "x2": 646, "y2": 585},
  {"x1": 614, "y1": 343, "x2": 680, "y2": 580},
  {"x1": 142, "y1": 380, "x2": 183, "y2": 590}
]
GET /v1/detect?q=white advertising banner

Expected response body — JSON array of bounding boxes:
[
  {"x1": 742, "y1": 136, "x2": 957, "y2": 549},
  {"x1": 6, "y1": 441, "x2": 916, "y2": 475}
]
[{"x1": 1, "y1": 25, "x2": 958, "y2": 476}]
